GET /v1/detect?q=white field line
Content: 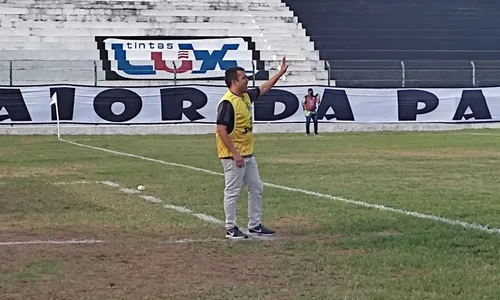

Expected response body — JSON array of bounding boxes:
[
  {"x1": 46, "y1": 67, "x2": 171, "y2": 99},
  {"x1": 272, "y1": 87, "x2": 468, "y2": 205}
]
[
  {"x1": 165, "y1": 237, "x2": 275, "y2": 244},
  {"x1": 101, "y1": 180, "x2": 120, "y2": 187},
  {"x1": 99, "y1": 180, "x2": 224, "y2": 225},
  {"x1": 51, "y1": 180, "x2": 267, "y2": 237},
  {"x1": 53, "y1": 180, "x2": 94, "y2": 185},
  {"x1": 51, "y1": 179, "x2": 224, "y2": 224},
  {"x1": 51, "y1": 180, "x2": 224, "y2": 225},
  {"x1": 0, "y1": 239, "x2": 103, "y2": 246},
  {"x1": 60, "y1": 139, "x2": 500, "y2": 236},
  {"x1": 168, "y1": 238, "x2": 227, "y2": 244},
  {"x1": 1, "y1": 181, "x2": 106, "y2": 246},
  {"x1": 52, "y1": 179, "x2": 269, "y2": 240},
  {"x1": 467, "y1": 133, "x2": 500, "y2": 136},
  {"x1": 100, "y1": 180, "x2": 141, "y2": 194}
]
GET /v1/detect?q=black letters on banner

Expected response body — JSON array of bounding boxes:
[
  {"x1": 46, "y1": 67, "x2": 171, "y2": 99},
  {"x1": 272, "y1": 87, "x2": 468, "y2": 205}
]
[
  {"x1": 94, "y1": 89, "x2": 142, "y2": 122},
  {"x1": 0, "y1": 89, "x2": 31, "y2": 122},
  {"x1": 254, "y1": 89, "x2": 298, "y2": 121},
  {"x1": 161, "y1": 87, "x2": 207, "y2": 121},
  {"x1": 317, "y1": 89, "x2": 355, "y2": 121},
  {"x1": 3, "y1": 86, "x2": 500, "y2": 124},
  {"x1": 50, "y1": 87, "x2": 75, "y2": 121},
  {"x1": 453, "y1": 90, "x2": 492, "y2": 120},
  {"x1": 398, "y1": 90, "x2": 439, "y2": 121}
]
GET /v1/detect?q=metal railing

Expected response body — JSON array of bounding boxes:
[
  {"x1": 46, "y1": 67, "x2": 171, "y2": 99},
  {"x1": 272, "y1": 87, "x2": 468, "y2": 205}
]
[
  {"x1": 0, "y1": 60, "x2": 332, "y2": 87},
  {"x1": 1, "y1": 59, "x2": 500, "y2": 88},
  {"x1": 327, "y1": 60, "x2": 500, "y2": 88}
]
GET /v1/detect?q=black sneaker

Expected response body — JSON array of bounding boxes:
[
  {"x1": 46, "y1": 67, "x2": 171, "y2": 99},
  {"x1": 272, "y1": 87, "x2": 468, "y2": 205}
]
[
  {"x1": 248, "y1": 224, "x2": 276, "y2": 236},
  {"x1": 225, "y1": 226, "x2": 248, "y2": 240}
]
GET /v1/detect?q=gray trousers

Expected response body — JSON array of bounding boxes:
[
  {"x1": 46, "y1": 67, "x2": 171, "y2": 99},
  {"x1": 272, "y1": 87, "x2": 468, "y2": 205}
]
[{"x1": 221, "y1": 156, "x2": 264, "y2": 230}]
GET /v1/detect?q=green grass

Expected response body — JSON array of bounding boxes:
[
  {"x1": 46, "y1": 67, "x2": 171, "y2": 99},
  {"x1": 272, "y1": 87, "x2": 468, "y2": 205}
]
[
  {"x1": 1, "y1": 130, "x2": 500, "y2": 299},
  {"x1": 7, "y1": 260, "x2": 62, "y2": 284}
]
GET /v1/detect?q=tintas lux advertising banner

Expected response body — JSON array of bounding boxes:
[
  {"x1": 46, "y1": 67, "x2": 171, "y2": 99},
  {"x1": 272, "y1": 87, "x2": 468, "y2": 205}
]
[{"x1": 0, "y1": 85, "x2": 499, "y2": 124}]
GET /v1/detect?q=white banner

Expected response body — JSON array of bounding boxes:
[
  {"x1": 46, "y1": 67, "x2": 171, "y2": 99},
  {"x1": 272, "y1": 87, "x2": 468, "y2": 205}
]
[
  {"x1": 1, "y1": 85, "x2": 500, "y2": 124},
  {"x1": 97, "y1": 37, "x2": 264, "y2": 80}
]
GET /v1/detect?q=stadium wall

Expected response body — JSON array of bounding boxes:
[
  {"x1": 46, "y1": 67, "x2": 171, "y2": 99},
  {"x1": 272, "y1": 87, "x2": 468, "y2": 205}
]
[{"x1": 2, "y1": 84, "x2": 500, "y2": 135}]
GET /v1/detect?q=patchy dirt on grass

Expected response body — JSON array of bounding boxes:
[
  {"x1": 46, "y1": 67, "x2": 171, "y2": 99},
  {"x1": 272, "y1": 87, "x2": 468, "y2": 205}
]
[
  {"x1": 0, "y1": 235, "x2": 340, "y2": 300},
  {"x1": 267, "y1": 156, "x2": 329, "y2": 165},
  {"x1": 262, "y1": 154, "x2": 391, "y2": 167},
  {"x1": 376, "y1": 149, "x2": 500, "y2": 159},
  {"x1": 375, "y1": 230, "x2": 402, "y2": 236},
  {"x1": 273, "y1": 214, "x2": 323, "y2": 232},
  {"x1": 335, "y1": 248, "x2": 366, "y2": 256},
  {"x1": 0, "y1": 164, "x2": 91, "y2": 178},
  {"x1": 0, "y1": 227, "x2": 103, "y2": 244}
]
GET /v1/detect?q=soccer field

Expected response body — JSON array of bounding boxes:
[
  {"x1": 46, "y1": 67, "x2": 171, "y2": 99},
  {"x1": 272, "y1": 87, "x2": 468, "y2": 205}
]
[{"x1": 1, "y1": 130, "x2": 500, "y2": 299}]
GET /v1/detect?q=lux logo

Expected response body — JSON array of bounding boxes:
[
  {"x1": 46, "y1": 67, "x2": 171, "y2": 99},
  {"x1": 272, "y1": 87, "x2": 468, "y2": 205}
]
[{"x1": 111, "y1": 43, "x2": 241, "y2": 75}]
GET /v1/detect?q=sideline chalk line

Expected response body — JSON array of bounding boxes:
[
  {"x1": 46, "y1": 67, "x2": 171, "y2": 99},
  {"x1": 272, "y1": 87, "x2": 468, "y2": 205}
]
[
  {"x1": 60, "y1": 138, "x2": 500, "y2": 236},
  {"x1": 53, "y1": 179, "x2": 223, "y2": 225},
  {"x1": 3, "y1": 180, "x2": 269, "y2": 245},
  {"x1": 53, "y1": 179, "x2": 273, "y2": 242},
  {"x1": 0, "y1": 237, "x2": 272, "y2": 246},
  {"x1": 54, "y1": 179, "x2": 272, "y2": 240},
  {"x1": 99, "y1": 180, "x2": 224, "y2": 225}
]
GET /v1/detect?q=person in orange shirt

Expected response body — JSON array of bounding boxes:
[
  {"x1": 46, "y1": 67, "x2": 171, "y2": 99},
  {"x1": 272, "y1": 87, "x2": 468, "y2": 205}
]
[{"x1": 302, "y1": 88, "x2": 321, "y2": 136}]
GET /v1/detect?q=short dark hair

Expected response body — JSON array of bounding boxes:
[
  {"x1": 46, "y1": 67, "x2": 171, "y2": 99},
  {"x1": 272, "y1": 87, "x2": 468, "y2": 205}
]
[{"x1": 225, "y1": 66, "x2": 245, "y2": 88}]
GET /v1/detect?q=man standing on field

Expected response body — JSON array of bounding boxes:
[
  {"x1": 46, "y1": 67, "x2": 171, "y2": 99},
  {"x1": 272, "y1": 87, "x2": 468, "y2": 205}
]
[
  {"x1": 215, "y1": 57, "x2": 288, "y2": 239},
  {"x1": 303, "y1": 88, "x2": 321, "y2": 136}
]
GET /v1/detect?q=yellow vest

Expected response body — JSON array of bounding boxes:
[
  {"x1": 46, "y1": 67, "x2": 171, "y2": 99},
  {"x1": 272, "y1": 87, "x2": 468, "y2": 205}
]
[{"x1": 215, "y1": 90, "x2": 254, "y2": 159}]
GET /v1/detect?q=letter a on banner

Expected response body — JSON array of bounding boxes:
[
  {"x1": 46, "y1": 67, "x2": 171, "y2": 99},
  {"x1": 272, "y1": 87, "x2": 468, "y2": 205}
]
[{"x1": 50, "y1": 92, "x2": 60, "y2": 139}]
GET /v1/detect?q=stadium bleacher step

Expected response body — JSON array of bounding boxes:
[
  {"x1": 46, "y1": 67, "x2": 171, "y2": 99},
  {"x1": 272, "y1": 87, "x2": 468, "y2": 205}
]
[
  {"x1": 0, "y1": 14, "x2": 299, "y2": 23},
  {"x1": 0, "y1": 20, "x2": 303, "y2": 30},
  {"x1": 0, "y1": 0, "x2": 329, "y2": 85}
]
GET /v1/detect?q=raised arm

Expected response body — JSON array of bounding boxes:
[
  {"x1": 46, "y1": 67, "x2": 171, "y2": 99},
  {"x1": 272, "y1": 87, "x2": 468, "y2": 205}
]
[{"x1": 259, "y1": 56, "x2": 288, "y2": 96}]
